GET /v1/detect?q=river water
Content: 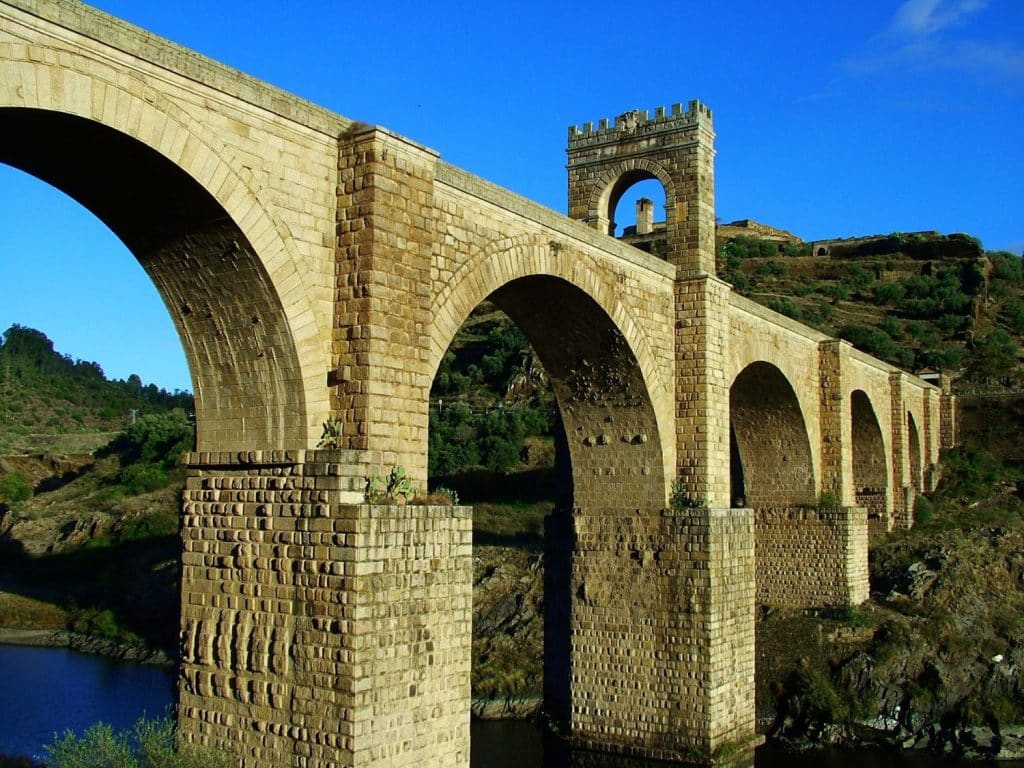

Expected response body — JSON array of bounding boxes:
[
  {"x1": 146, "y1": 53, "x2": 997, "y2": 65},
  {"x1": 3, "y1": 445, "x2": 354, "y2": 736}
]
[{"x1": 0, "y1": 644, "x2": 1017, "y2": 767}]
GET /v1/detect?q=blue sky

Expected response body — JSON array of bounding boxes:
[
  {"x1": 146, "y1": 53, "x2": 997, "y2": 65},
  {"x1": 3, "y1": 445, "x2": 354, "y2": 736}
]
[{"x1": 1, "y1": 0, "x2": 1022, "y2": 392}]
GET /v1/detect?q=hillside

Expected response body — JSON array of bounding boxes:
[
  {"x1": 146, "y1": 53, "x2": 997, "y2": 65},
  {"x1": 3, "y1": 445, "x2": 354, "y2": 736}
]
[
  {"x1": 0, "y1": 325, "x2": 193, "y2": 454},
  {"x1": 715, "y1": 230, "x2": 1024, "y2": 389}
]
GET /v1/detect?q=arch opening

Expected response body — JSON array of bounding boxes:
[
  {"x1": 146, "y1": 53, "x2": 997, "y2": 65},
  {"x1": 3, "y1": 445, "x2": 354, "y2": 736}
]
[
  {"x1": 612, "y1": 177, "x2": 667, "y2": 242},
  {"x1": 729, "y1": 361, "x2": 815, "y2": 508},
  {"x1": 0, "y1": 107, "x2": 309, "y2": 451},
  {"x1": 851, "y1": 390, "x2": 889, "y2": 534},
  {"x1": 907, "y1": 412, "x2": 923, "y2": 492},
  {"x1": 428, "y1": 274, "x2": 667, "y2": 728}
]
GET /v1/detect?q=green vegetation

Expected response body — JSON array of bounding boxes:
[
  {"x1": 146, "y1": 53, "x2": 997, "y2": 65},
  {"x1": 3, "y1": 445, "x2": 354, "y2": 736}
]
[
  {"x1": 0, "y1": 470, "x2": 32, "y2": 509},
  {"x1": 0, "y1": 408, "x2": 193, "y2": 652},
  {"x1": 364, "y1": 465, "x2": 416, "y2": 503},
  {"x1": 0, "y1": 325, "x2": 193, "y2": 454},
  {"x1": 715, "y1": 232, "x2": 1024, "y2": 388},
  {"x1": 429, "y1": 402, "x2": 552, "y2": 476},
  {"x1": 911, "y1": 445, "x2": 1024, "y2": 531},
  {"x1": 43, "y1": 716, "x2": 232, "y2": 768},
  {"x1": 429, "y1": 304, "x2": 554, "y2": 479},
  {"x1": 669, "y1": 478, "x2": 707, "y2": 510},
  {"x1": 768, "y1": 443, "x2": 1024, "y2": 739},
  {"x1": 99, "y1": 410, "x2": 194, "y2": 495}
]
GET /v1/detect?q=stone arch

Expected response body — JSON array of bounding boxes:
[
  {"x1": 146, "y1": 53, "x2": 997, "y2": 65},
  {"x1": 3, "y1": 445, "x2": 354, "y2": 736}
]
[
  {"x1": 907, "y1": 411, "x2": 923, "y2": 492},
  {"x1": 436, "y1": 273, "x2": 669, "y2": 726},
  {"x1": 729, "y1": 362, "x2": 815, "y2": 507},
  {"x1": 0, "y1": 47, "x2": 327, "y2": 450},
  {"x1": 851, "y1": 389, "x2": 890, "y2": 533},
  {"x1": 590, "y1": 159, "x2": 677, "y2": 237},
  {"x1": 430, "y1": 236, "x2": 674, "y2": 491}
]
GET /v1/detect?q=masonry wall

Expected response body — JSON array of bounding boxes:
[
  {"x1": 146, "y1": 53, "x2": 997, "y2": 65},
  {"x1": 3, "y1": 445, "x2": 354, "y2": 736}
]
[
  {"x1": 755, "y1": 507, "x2": 868, "y2": 608},
  {"x1": 428, "y1": 165, "x2": 679, "y2": 496},
  {"x1": 178, "y1": 452, "x2": 471, "y2": 768},
  {"x1": 675, "y1": 276, "x2": 732, "y2": 507},
  {"x1": 334, "y1": 127, "x2": 438, "y2": 486},
  {"x1": 566, "y1": 102, "x2": 717, "y2": 274},
  {"x1": 568, "y1": 506, "x2": 756, "y2": 761}
]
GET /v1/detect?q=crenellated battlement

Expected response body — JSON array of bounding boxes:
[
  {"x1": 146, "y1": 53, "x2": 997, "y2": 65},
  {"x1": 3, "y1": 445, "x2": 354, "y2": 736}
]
[{"x1": 568, "y1": 99, "x2": 713, "y2": 144}]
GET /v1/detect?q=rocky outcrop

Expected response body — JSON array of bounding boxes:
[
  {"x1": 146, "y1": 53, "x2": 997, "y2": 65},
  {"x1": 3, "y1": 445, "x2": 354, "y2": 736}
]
[
  {"x1": 770, "y1": 525, "x2": 1024, "y2": 759},
  {"x1": 471, "y1": 546, "x2": 543, "y2": 718}
]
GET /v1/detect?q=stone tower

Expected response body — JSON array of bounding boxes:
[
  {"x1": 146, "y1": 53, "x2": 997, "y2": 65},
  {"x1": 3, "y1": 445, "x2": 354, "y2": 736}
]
[{"x1": 567, "y1": 100, "x2": 716, "y2": 274}]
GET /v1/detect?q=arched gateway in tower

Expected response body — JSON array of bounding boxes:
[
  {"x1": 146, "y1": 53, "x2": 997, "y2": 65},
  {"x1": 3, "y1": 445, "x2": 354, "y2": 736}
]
[{"x1": 0, "y1": 3, "x2": 956, "y2": 766}]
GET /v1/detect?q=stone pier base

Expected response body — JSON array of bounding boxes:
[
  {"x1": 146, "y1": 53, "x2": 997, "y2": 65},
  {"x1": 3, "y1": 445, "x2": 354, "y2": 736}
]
[
  {"x1": 561, "y1": 506, "x2": 757, "y2": 763},
  {"x1": 755, "y1": 506, "x2": 868, "y2": 608},
  {"x1": 177, "y1": 451, "x2": 471, "y2": 768}
]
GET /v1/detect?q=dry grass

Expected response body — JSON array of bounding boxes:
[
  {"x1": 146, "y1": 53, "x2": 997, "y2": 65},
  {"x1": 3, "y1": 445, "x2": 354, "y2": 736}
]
[{"x1": 0, "y1": 589, "x2": 67, "y2": 629}]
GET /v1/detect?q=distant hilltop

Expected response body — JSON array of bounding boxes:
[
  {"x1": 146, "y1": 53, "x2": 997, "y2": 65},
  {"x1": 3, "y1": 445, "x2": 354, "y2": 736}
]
[
  {"x1": 714, "y1": 219, "x2": 985, "y2": 261},
  {"x1": 716, "y1": 219, "x2": 801, "y2": 244}
]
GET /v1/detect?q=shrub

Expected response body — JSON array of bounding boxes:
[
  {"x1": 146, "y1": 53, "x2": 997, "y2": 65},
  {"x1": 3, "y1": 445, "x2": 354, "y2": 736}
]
[
  {"x1": 842, "y1": 264, "x2": 874, "y2": 292},
  {"x1": 967, "y1": 329, "x2": 1019, "y2": 382},
  {"x1": 103, "y1": 411, "x2": 194, "y2": 475},
  {"x1": 821, "y1": 283, "x2": 849, "y2": 302},
  {"x1": 0, "y1": 471, "x2": 33, "y2": 507},
  {"x1": 935, "y1": 447, "x2": 1003, "y2": 501},
  {"x1": 913, "y1": 494, "x2": 935, "y2": 526},
  {"x1": 871, "y1": 280, "x2": 905, "y2": 304},
  {"x1": 45, "y1": 722, "x2": 135, "y2": 768},
  {"x1": 1005, "y1": 300, "x2": 1024, "y2": 334},
  {"x1": 69, "y1": 607, "x2": 138, "y2": 643},
  {"x1": 818, "y1": 490, "x2": 840, "y2": 509},
  {"x1": 766, "y1": 297, "x2": 802, "y2": 320},
  {"x1": 669, "y1": 479, "x2": 706, "y2": 510},
  {"x1": 117, "y1": 463, "x2": 170, "y2": 495},
  {"x1": 879, "y1": 316, "x2": 903, "y2": 339},
  {"x1": 791, "y1": 662, "x2": 847, "y2": 722},
  {"x1": 755, "y1": 260, "x2": 786, "y2": 278},
  {"x1": 44, "y1": 716, "x2": 232, "y2": 768},
  {"x1": 989, "y1": 251, "x2": 1024, "y2": 283},
  {"x1": 838, "y1": 604, "x2": 869, "y2": 627},
  {"x1": 838, "y1": 324, "x2": 897, "y2": 361}
]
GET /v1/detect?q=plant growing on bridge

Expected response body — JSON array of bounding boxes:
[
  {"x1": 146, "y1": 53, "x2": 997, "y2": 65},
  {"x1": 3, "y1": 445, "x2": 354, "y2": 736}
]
[
  {"x1": 817, "y1": 490, "x2": 841, "y2": 509},
  {"x1": 364, "y1": 465, "x2": 416, "y2": 504},
  {"x1": 669, "y1": 479, "x2": 707, "y2": 511},
  {"x1": 317, "y1": 418, "x2": 344, "y2": 449}
]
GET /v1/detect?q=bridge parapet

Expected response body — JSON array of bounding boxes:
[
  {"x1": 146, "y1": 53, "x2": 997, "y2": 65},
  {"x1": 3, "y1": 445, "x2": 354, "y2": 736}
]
[{"x1": 1, "y1": 0, "x2": 348, "y2": 136}]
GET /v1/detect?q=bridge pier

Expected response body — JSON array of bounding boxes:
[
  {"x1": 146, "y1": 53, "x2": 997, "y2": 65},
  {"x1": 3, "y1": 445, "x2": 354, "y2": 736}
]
[
  {"x1": 753, "y1": 506, "x2": 868, "y2": 608},
  {"x1": 178, "y1": 451, "x2": 471, "y2": 768},
  {"x1": 558, "y1": 505, "x2": 758, "y2": 763}
]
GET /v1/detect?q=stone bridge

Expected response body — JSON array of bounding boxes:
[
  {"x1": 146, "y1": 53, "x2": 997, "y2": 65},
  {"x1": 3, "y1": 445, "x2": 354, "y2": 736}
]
[{"x1": 0, "y1": 2, "x2": 955, "y2": 766}]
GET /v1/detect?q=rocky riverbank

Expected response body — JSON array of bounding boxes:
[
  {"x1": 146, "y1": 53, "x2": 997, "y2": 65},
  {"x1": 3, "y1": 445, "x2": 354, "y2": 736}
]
[
  {"x1": 0, "y1": 625, "x2": 170, "y2": 665},
  {"x1": 765, "y1": 498, "x2": 1024, "y2": 760}
]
